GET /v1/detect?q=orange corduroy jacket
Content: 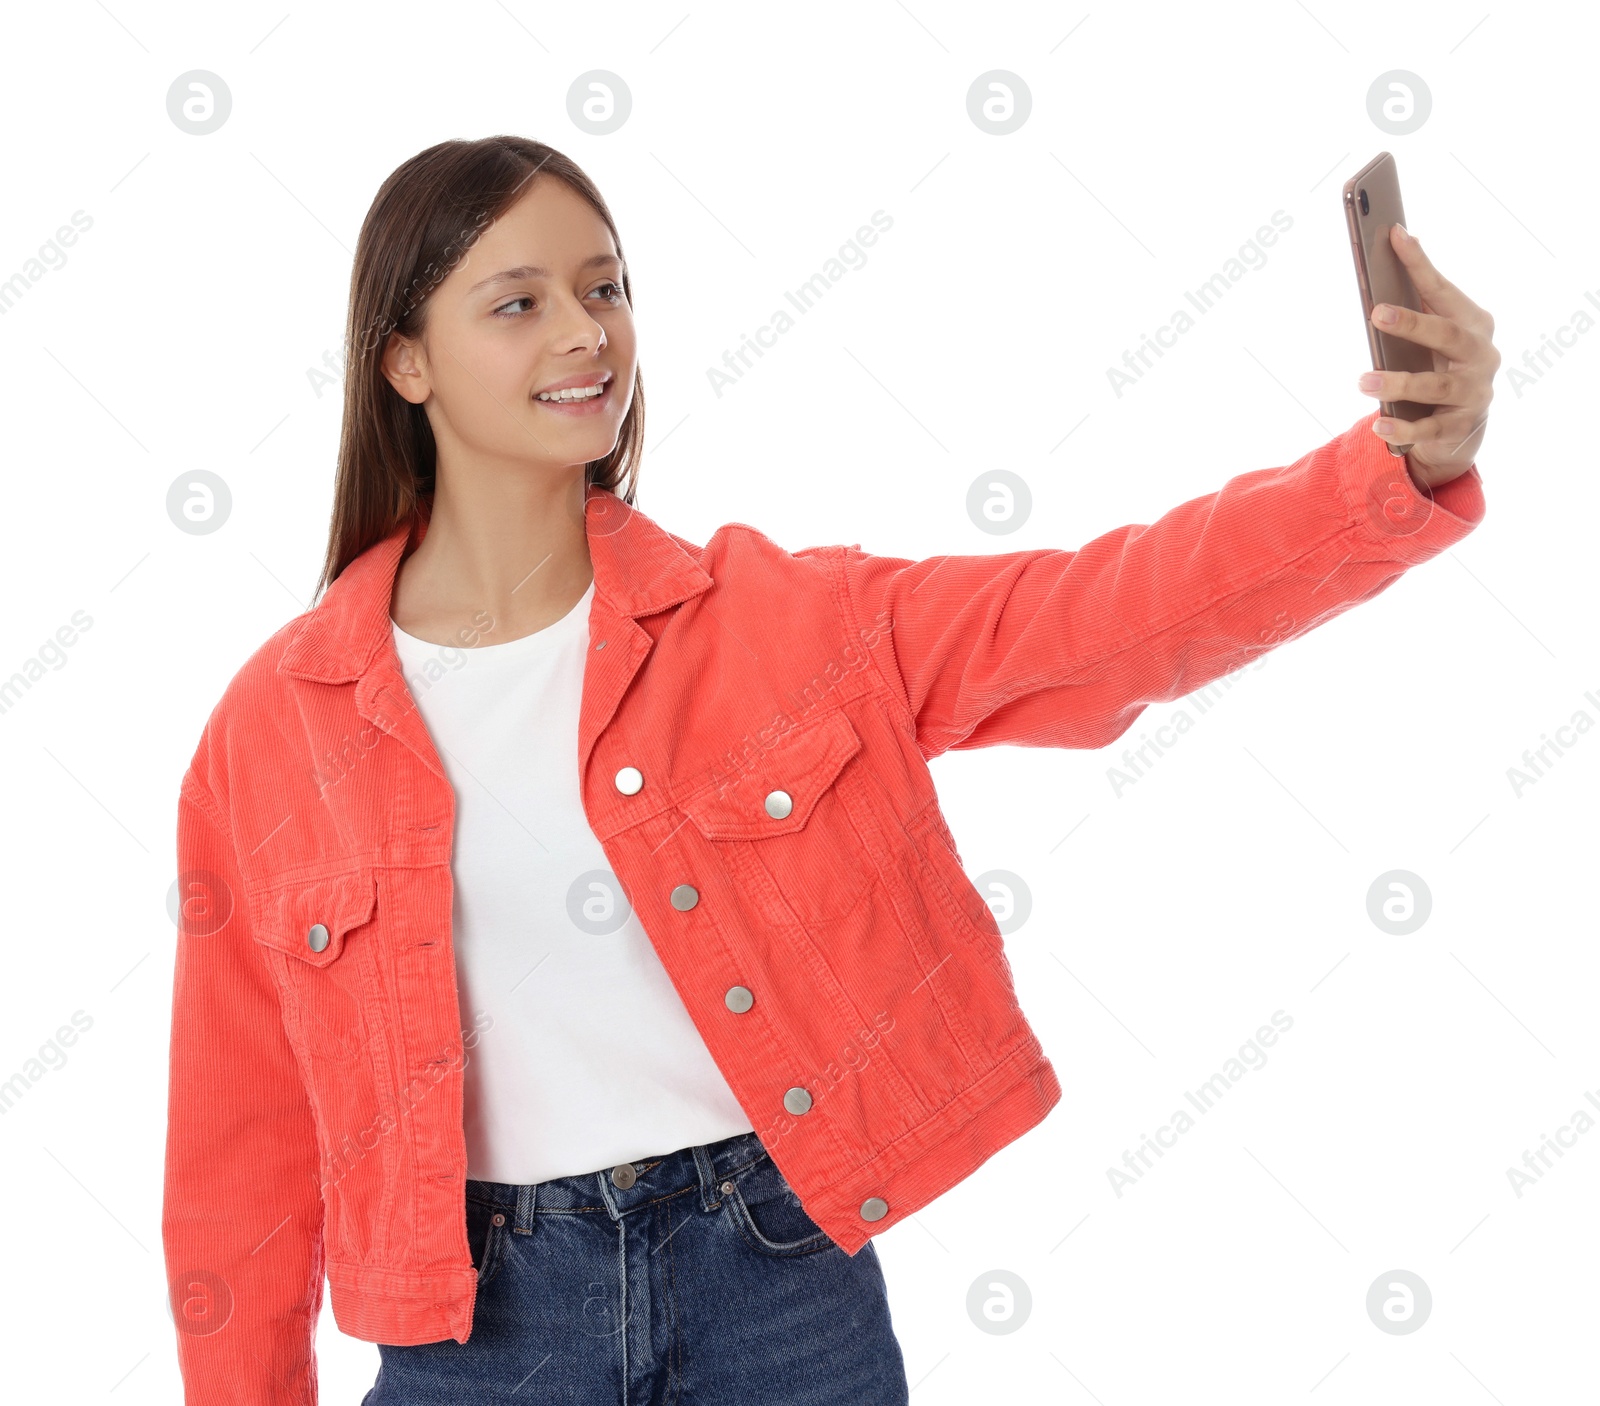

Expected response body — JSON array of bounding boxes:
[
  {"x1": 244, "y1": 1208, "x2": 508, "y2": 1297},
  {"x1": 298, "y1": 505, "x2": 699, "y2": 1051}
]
[{"x1": 163, "y1": 408, "x2": 1484, "y2": 1402}]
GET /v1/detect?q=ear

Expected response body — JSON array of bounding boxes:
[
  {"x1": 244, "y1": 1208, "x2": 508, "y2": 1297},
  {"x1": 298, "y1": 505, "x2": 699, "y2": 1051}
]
[{"x1": 382, "y1": 330, "x2": 430, "y2": 405}]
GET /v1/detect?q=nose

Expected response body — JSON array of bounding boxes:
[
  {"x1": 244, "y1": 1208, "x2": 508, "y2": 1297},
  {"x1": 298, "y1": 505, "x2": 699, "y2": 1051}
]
[{"x1": 546, "y1": 289, "x2": 607, "y2": 354}]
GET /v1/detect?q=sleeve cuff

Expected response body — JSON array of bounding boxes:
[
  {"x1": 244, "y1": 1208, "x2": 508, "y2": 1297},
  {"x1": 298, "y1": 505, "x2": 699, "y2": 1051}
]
[{"x1": 1338, "y1": 408, "x2": 1487, "y2": 565}]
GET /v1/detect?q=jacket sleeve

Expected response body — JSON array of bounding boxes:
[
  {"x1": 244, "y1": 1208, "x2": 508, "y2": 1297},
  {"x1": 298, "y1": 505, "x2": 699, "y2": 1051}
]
[
  {"x1": 163, "y1": 768, "x2": 325, "y2": 1405},
  {"x1": 837, "y1": 409, "x2": 1486, "y2": 760}
]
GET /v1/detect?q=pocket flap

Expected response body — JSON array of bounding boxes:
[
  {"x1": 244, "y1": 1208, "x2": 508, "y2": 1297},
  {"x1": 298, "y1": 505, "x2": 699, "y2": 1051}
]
[
  {"x1": 680, "y1": 710, "x2": 862, "y2": 841},
  {"x1": 248, "y1": 867, "x2": 377, "y2": 968}
]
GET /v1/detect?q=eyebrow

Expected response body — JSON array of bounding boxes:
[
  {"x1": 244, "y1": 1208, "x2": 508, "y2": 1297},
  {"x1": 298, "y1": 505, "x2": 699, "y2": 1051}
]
[{"x1": 466, "y1": 253, "x2": 623, "y2": 295}]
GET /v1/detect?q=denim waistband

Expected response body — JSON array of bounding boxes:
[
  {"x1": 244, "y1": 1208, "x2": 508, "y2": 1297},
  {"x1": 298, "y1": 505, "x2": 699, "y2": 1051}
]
[{"x1": 463, "y1": 1129, "x2": 770, "y2": 1234}]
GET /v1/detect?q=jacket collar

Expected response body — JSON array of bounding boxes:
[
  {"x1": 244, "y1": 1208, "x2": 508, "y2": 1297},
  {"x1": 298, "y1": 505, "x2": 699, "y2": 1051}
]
[{"x1": 279, "y1": 483, "x2": 712, "y2": 684}]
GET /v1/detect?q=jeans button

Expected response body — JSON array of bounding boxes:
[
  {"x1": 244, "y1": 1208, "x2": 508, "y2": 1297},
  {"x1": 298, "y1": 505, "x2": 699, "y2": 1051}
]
[{"x1": 611, "y1": 1162, "x2": 638, "y2": 1189}]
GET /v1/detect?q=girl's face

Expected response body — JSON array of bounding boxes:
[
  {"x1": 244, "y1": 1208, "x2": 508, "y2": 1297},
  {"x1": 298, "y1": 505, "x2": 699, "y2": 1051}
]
[{"x1": 382, "y1": 177, "x2": 636, "y2": 475}]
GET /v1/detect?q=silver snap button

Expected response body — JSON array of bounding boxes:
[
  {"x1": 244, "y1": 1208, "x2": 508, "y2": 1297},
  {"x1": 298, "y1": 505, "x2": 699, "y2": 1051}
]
[
  {"x1": 615, "y1": 766, "x2": 643, "y2": 795},
  {"x1": 611, "y1": 1163, "x2": 638, "y2": 1189},
  {"x1": 670, "y1": 884, "x2": 699, "y2": 911},
  {"x1": 491, "y1": 1213, "x2": 506, "y2": 1226},
  {"x1": 307, "y1": 923, "x2": 330, "y2": 953},
  {"x1": 764, "y1": 789, "x2": 793, "y2": 819},
  {"x1": 860, "y1": 1196, "x2": 889, "y2": 1221},
  {"x1": 720, "y1": 1180, "x2": 734, "y2": 1195},
  {"x1": 783, "y1": 1086, "x2": 812, "y2": 1115},
  {"x1": 724, "y1": 985, "x2": 754, "y2": 1013}
]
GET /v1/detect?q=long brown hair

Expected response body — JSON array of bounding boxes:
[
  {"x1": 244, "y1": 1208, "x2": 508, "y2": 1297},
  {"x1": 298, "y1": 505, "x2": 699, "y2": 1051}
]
[{"x1": 312, "y1": 136, "x2": 645, "y2": 602}]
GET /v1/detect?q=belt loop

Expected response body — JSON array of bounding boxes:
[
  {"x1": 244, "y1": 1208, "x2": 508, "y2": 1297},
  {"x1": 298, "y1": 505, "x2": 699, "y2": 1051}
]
[
  {"x1": 512, "y1": 1180, "x2": 537, "y2": 1235},
  {"x1": 692, "y1": 1142, "x2": 722, "y2": 1212}
]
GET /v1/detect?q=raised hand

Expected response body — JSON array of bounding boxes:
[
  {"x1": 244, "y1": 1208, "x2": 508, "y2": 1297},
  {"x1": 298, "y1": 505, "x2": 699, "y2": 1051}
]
[{"x1": 1357, "y1": 223, "x2": 1498, "y2": 488}]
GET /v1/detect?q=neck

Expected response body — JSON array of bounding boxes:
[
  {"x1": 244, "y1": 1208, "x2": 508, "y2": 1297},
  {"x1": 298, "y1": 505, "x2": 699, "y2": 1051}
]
[{"x1": 390, "y1": 468, "x2": 594, "y2": 649}]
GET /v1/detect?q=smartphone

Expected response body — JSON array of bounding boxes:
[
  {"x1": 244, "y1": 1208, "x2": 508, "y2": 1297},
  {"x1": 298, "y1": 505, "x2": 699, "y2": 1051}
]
[{"x1": 1343, "y1": 152, "x2": 1433, "y2": 457}]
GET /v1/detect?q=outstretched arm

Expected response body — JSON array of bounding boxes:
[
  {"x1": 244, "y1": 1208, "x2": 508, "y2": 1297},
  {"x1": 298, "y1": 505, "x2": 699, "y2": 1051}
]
[
  {"x1": 838, "y1": 228, "x2": 1496, "y2": 761},
  {"x1": 840, "y1": 418, "x2": 1484, "y2": 761}
]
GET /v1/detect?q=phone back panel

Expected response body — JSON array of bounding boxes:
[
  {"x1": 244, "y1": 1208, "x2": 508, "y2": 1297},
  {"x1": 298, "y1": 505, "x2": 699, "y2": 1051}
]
[{"x1": 1345, "y1": 152, "x2": 1434, "y2": 424}]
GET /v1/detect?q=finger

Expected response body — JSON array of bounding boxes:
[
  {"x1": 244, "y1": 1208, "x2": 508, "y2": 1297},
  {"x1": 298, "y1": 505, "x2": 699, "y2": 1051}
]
[
  {"x1": 1388, "y1": 225, "x2": 1486, "y2": 326},
  {"x1": 1371, "y1": 301, "x2": 1479, "y2": 362},
  {"x1": 1357, "y1": 367, "x2": 1465, "y2": 408},
  {"x1": 1371, "y1": 408, "x2": 1455, "y2": 451}
]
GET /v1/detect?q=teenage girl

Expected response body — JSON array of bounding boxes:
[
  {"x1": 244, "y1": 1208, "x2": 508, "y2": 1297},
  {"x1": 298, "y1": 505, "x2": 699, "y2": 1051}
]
[{"x1": 163, "y1": 136, "x2": 1494, "y2": 1405}]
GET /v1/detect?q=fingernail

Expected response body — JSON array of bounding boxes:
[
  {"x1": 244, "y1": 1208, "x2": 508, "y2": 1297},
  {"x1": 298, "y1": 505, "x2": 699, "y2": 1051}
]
[
  {"x1": 1394, "y1": 224, "x2": 1410, "y2": 240},
  {"x1": 1373, "y1": 304, "x2": 1398, "y2": 325},
  {"x1": 1374, "y1": 418, "x2": 1395, "y2": 434},
  {"x1": 1358, "y1": 371, "x2": 1383, "y2": 392}
]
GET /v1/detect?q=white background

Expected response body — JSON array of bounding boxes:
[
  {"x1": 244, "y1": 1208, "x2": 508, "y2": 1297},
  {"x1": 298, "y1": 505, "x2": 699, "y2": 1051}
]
[{"x1": 1, "y1": 0, "x2": 1593, "y2": 1400}]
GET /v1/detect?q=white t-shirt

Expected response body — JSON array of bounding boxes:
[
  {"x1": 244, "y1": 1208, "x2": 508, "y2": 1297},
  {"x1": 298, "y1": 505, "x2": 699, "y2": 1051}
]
[{"x1": 390, "y1": 577, "x2": 752, "y2": 1184}]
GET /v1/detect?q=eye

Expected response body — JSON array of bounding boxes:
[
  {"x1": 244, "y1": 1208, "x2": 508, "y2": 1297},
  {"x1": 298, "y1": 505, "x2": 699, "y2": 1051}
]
[{"x1": 492, "y1": 283, "x2": 624, "y2": 319}]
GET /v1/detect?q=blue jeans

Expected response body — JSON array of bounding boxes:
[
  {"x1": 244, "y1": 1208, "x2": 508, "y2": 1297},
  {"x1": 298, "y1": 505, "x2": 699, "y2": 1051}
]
[{"x1": 361, "y1": 1130, "x2": 910, "y2": 1404}]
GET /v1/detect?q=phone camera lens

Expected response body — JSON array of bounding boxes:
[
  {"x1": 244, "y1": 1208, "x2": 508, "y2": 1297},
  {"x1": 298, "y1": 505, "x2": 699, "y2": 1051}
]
[{"x1": 1358, "y1": 188, "x2": 1369, "y2": 216}]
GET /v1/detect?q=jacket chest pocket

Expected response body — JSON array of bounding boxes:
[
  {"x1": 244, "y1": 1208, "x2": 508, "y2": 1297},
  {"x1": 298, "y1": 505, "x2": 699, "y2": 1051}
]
[
  {"x1": 248, "y1": 867, "x2": 380, "y2": 1065},
  {"x1": 677, "y1": 709, "x2": 874, "y2": 926}
]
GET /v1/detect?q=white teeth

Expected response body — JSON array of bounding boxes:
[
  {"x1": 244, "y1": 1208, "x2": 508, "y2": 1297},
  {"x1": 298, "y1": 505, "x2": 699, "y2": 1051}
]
[{"x1": 537, "y1": 382, "x2": 607, "y2": 402}]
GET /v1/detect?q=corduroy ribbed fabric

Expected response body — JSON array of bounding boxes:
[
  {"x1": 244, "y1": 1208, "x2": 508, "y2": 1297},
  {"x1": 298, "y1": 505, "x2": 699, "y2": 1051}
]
[{"x1": 164, "y1": 408, "x2": 1484, "y2": 1402}]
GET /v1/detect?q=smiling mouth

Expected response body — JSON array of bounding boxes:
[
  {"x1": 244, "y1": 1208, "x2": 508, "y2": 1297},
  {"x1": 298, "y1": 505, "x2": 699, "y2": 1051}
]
[{"x1": 533, "y1": 377, "x2": 613, "y2": 406}]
